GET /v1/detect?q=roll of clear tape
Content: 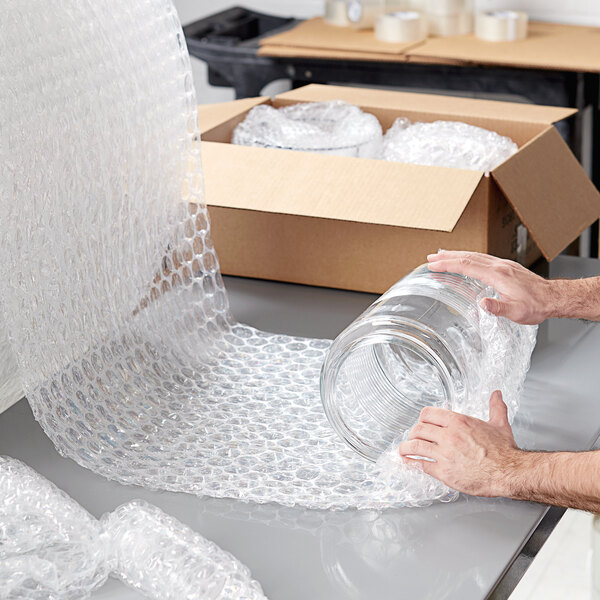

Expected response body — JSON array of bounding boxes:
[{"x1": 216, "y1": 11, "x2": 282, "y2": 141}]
[
  {"x1": 346, "y1": 0, "x2": 385, "y2": 29},
  {"x1": 325, "y1": 0, "x2": 350, "y2": 26},
  {"x1": 426, "y1": 0, "x2": 472, "y2": 16},
  {"x1": 375, "y1": 11, "x2": 429, "y2": 43},
  {"x1": 428, "y1": 11, "x2": 472, "y2": 36},
  {"x1": 475, "y1": 11, "x2": 528, "y2": 42}
]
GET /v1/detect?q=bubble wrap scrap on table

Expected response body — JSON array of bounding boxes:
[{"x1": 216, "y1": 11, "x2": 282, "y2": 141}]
[
  {"x1": 374, "y1": 291, "x2": 538, "y2": 507},
  {"x1": 0, "y1": 457, "x2": 266, "y2": 600},
  {"x1": 382, "y1": 117, "x2": 518, "y2": 173},
  {"x1": 0, "y1": 0, "x2": 535, "y2": 512},
  {"x1": 232, "y1": 100, "x2": 383, "y2": 157}
]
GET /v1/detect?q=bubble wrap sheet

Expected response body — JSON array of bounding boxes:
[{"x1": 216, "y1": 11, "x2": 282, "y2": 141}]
[
  {"x1": 232, "y1": 101, "x2": 383, "y2": 157},
  {"x1": 382, "y1": 118, "x2": 518, "y2": 172},
  {"x1": 1, "y1": 0, "x2": 535, "y2": 511},
  {"x1": 0, "y1": 457, "x2": 266, "y2": 600}
]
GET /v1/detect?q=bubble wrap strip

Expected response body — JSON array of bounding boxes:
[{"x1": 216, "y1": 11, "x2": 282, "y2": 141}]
[
  {"x1": 0, "y1": 457, "x2": 266, "y2": 600},
  {"x1": 1, "y1": 0, "x2": 534, "y2": 511}
]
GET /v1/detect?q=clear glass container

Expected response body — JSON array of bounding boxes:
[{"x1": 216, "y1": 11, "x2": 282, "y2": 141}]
[{"x1": 321, "y1": 264, "x2": 487, "y2": 462}]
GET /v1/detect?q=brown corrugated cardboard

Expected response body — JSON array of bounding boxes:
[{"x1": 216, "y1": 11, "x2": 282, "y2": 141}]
[
  {"x1": 492, "y1": 126, "x2": 600, "y2": 259},
  {"x1": 258, "y1": 44, "x2": 411, "y2": 62},
  {"x1": 409, "y1": 21, "x2": 600, "y2": 73},
  {"x1": 201, "y1": 143, "x2": 482, "y2": 232},
  {"x1": 197, "y1": 97, "x2": 269, "y2": 135},
  {"x1": 260, "y1": 17, "x2": 421, "y2": 55},
  {"x1": 199, "y1": 84, "x2": 600, "y2": 293},
  {"x1": 259, "y1": 19, "x2": 600, "y2": 73},
  {"x1": 277, "y1": 85, "x2": 576, "y2": 126}
]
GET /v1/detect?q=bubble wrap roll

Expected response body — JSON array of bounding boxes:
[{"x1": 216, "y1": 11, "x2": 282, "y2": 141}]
[{"x1": 0, "y1": 0, "x2": 415, "y2": 511}]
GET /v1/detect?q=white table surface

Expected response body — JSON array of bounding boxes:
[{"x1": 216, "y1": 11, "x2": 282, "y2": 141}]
[{"x1": 1, "y1": 255, "x2": 600, "y2": 599}]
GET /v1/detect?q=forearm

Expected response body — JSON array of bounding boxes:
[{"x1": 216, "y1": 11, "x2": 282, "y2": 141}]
[
  {"x1": 547, "y1": 277, "x2": 600, "y2": 321},
  {"x1": 501, "y1": 449, "x2": 600, "y2": 512}
]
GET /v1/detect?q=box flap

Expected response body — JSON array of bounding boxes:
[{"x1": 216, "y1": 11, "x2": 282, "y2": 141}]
[
  {"x1": 201, "y1": 142, "x2": 483, "y2": 232},
  {"x1": 276, "y1": 84, "x2": 576, "y2": 125},
  {"x1": 407, "y1": 21, "x2": 600, "y2": 73},
  {"x1": 197, "y1": 97, "x2": 269, "y2": 135},
  {"x1": 492, "y1": 126, "x2": 600, "y2": 261},
  {"x1": 259, "y1": 17, "x2": 421, "y2": 56}
]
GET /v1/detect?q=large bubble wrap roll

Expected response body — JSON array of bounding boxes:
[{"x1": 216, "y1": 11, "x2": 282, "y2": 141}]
[
  {"x1": 0, "y1": 457, "x2": 266, "y2": 600},
  {"x1": 0, "y1": 0, "x2": 535, "y2": 511}
]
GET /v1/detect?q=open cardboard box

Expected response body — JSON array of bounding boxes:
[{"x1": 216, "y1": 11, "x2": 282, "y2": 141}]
[{"x1": 198, "y1": 84, "x2": 600, "y2": 294}]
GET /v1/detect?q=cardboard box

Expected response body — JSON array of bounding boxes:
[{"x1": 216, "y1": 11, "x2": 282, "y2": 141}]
[{"x1": 198, "y1": 84, "x2": 600, "y2": 294}]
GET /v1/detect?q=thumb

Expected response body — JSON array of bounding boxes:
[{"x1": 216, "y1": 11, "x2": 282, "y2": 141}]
[
  {"x1": 488, "y1": 390, "x2": 509, "y2": 427},
  {"x1": 480, "y1": 297, "x2": 509, "y2": 318}
]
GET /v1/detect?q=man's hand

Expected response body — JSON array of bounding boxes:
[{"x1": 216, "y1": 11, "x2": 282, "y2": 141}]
[
  {"x1": 397, "y1": 391, "x2": 521, "y2": 497},
  {"x1": 428, "y1": 250, "x2": 600, "y2": 322},
  {"x1": 427, "y1": 251, "x2": 553, "y2": 325}
]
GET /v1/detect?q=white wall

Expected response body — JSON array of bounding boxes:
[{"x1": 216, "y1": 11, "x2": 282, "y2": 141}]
[{"x1": 174, "y1": 0, "x2": 600, "y2": 103}]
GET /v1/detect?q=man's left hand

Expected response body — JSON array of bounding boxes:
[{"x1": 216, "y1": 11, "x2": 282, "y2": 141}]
[{"x1": 397, "y1": 391, "x2": 521, "y2": 497}]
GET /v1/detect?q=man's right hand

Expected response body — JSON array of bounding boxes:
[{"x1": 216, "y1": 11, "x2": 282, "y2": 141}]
[{"x1": 427, "y1": 251, "x2": 555, "y2": 325}]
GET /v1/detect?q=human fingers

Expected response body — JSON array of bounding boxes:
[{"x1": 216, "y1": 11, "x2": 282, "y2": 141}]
[
  {"x1": 427, "y1": 256, "x2": 500, "y2": 288},
  {"x1": 419, "y1": 406, "x2": 455, "y2": 427},
  {"x1": 397, "y1": 438, "x2": 439, "y2": 460},
  {"x1": 488, "y1": 390, "x2": 509, "y2": 428},
  {"x1": 480, "y1": 297, "x2": 512, "y2": 318},
  {"x1": 427, "y1": 251, "x2": 497, "y2": 265},
  {"x1": 403, "y1": 456, "x2": 442, "y2": 477},
  {"x1": 408, "y1": 422, "x2": 444, "y2": 444}
]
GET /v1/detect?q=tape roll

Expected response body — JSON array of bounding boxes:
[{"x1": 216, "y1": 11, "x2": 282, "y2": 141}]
[
  {"x1": 375, "y1": 11, "x2": 428, "y2": 43},
  {"x1": 475, "y1": 11, "x2": 528, "y2": 42},
  {"x1": 345, "y1": 0, "x2": 405, "y2": 29},
  {"x1": 428, "y1": 11, "x2": 472, "y2": 36},
  {"x1": 324, "y1": 0, "x2": 350, "y2": 26},
  {"x1": 426, "y1": 0, "x2": 472, "y2": 16}
]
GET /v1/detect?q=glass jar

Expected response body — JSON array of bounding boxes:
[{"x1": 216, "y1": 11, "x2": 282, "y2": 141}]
[{"x1": 320, "y1": 264, "x2": 488, "y2": 462}]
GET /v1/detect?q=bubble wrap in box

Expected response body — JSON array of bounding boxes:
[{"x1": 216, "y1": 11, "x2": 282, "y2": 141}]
[
  {"x1": 382, "y1": 118, "x2": 518, "y2": 172},
  {"x1": 0, "y1": 0, "x2": 535, "y2": 512},
  {"x1": 0, "y1": 457, "x2": 266, "y2": 600},
  {"x1": 232, "y1": 101, "x2": 383, "y2": 157}
]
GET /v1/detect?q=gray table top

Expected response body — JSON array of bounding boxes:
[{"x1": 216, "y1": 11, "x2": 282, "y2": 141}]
[{"x1": 1, "y1": 255, "x2": 600, "y2": 599}]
